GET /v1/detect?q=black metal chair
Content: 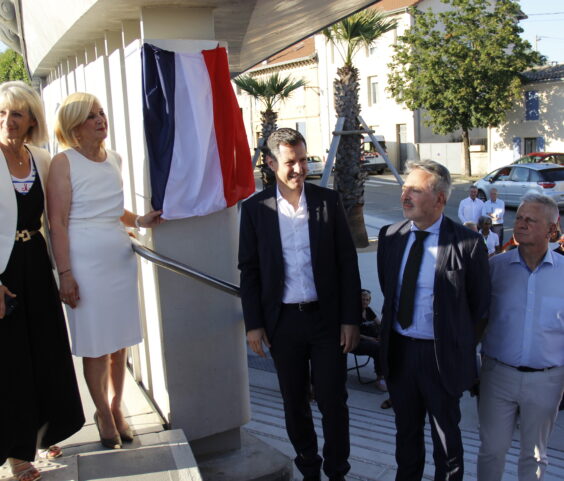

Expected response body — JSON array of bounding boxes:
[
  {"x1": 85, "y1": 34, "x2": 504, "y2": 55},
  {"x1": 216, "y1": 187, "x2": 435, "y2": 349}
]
[{"x1": 347, "y1": 353, "x2": 375, "y2": 384}]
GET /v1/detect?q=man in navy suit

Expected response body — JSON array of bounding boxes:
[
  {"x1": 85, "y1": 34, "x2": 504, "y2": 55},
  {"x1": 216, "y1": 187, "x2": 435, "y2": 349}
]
[
  {"x1": 377, "y1": 159, "x2": 490, "y2": 480},
  {"x1": 238, "y1": 128, "x2": 361, "y2": 481}
]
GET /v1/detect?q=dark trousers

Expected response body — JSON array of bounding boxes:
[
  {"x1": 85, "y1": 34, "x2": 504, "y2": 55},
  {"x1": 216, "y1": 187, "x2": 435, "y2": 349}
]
[
  {"x1": 353, "y1": 337, "x2": 382, "y2": 376},
  {"x1": 269, "y1": 304, "x2": 350, "y2": 479},
  {"x1": 387, "y1": 332, "x2": 463, "y2": 481},
  {"x1": 491, "y1": 224, "x2": 504, "y2": 246}
]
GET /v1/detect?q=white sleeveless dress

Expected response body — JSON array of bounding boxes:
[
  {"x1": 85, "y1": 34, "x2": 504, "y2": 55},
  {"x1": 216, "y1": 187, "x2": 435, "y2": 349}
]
[{"x1": 64, "y1": 148, "x2": 142, "y2": 357}]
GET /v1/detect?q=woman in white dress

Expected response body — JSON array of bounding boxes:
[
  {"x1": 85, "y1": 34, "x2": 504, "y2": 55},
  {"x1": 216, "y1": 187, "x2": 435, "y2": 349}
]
[{"x1": 47, "y1": 92, "x2": 164, "y2": 450}]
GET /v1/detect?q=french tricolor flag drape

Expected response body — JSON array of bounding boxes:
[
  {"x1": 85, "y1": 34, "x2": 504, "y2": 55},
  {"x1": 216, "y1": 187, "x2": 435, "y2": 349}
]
[{"x1": 141, "y1": 43, "x2": 255, "y2": 219}]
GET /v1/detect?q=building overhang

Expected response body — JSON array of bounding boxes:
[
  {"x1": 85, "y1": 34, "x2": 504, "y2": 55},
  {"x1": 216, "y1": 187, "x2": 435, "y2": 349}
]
[{"x1": 14, "y1": 0, "x2": 382, "y2": 77}]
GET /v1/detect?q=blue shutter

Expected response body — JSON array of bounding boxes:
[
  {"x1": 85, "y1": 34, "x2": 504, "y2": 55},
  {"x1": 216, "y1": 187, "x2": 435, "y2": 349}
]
[
  {"x1": 512, "y1": 137, "x2": 521, "y2": 159},
  {"x1": 525, "y1": 91, "x2": 539, "y2": 121},
  {"x1": 536, "y1": 137, "x2": 545, "y2": 152}
]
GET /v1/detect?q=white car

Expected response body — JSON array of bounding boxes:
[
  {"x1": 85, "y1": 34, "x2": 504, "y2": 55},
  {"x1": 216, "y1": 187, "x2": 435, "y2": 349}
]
[
  {"x1": 473, "y1": 163, "x2": 564, "y2": 207},
  {"x1": 306, "y1": 156, "x2": 326, "y2": 178}
]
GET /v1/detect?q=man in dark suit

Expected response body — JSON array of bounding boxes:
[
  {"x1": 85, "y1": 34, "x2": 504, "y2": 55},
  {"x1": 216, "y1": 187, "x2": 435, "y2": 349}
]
[
  {"x1": 377, "y1": 159, "x2": 490, "y2": 481},
  {"x1": 239, "y1": 128, "x2": 361, "y2": 481}
]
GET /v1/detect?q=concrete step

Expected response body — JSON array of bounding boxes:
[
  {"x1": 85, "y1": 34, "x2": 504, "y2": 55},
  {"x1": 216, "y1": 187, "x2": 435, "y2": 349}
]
[
  {"x1": 198, "y1": 431, "x2": 292, "y2": 481},
  {"x1": 0, "y1": 430, "x2": 201, "y2": 481}
]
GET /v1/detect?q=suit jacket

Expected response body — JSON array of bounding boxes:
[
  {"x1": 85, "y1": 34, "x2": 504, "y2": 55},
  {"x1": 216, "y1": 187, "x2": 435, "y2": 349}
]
[
  {"x1": 238, "y1": 182, "x2": 361, "y2": 340},
  {"x1": 377, "y1": 216, "x2": 490, "y2": 397},
  {"x1": 0, "y1": 146, "x2": 53, "y2": 281}
]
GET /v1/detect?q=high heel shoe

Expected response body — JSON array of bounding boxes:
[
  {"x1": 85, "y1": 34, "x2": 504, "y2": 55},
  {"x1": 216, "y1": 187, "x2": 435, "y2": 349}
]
[
  {"x1": 118, "y1": 425, "x2": 134, "y2": 443},
  {"x1": 94, "y1": 413, "x2": 121, "y2": 449}
]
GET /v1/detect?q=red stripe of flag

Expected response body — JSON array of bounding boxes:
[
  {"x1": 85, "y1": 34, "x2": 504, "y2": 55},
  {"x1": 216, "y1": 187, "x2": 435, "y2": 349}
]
[{"x1": 202, "y1": 47, "x2": 255, "y2": 207}]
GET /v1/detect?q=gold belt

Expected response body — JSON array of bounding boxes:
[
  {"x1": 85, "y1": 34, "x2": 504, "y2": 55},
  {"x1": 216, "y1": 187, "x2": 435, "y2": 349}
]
[{"x1": 15, "y1": 229, "x2": 39, "y2": 242}]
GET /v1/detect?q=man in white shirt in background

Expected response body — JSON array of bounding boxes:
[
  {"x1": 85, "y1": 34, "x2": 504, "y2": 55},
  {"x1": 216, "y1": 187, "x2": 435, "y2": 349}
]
[
  {"x1": 477, "y1": 192, "x2": 564, "y2": 481},
  {"x1": 458, "y1": 186, "x2": 484, "y2": 225},
  {"x1": 482, "y1": 187, "x2": 505, "y2": 245}
]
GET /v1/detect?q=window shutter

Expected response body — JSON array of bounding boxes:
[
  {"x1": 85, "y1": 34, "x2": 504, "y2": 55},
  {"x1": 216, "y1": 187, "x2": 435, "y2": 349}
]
[
  {"x1": 536, "y1": 137, "x2": 545, "y2": 152},
  {"x1": 524, "y1": 91, "x2": 539, "y2": 121}
]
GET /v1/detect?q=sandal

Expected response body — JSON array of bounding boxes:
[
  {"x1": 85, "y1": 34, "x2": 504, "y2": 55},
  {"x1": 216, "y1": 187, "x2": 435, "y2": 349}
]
[
  {"x1": 380, "y1": 398, "x2": 392, "y2": 409},
  {"x1": 10, "y1": 461, "x2": 41, "y2": 481},
  {"x1": 38, "y1": 445, "x2": 62, "y2": 459}
]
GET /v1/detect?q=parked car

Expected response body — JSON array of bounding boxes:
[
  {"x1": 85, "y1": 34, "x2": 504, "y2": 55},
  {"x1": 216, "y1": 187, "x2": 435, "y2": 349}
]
[
  {"x1": 512, "y1": 152, "x2": 564, "y2": 166},
  {"x1": 360, "y1": 152, "x2": 387, "y2": 175},
  {"x1": 361, "y1": 134, "x2": 387, "y2": 174},
  {"x1": 473, "y1": 163, "x2": 564, "y2": 207},
  {"x1": 306, "y1": 155, "x2": 326, "y2": 178}
]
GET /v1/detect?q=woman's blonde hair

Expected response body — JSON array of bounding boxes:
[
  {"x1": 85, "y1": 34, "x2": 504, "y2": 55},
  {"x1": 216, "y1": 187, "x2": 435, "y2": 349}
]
[
  {"x1": 55, "y1": 92, "x2": 101, "y2": 149},
  {"x1": 0, "y1": 81, "x2": 48, "y2": 146}
]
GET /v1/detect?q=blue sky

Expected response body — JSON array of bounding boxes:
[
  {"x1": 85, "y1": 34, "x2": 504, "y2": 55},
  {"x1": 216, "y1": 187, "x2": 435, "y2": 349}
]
[
  {"x1": 1, "y1": 1, "x2": 562, "y2": 64},
  {"x1": 518, "y1": 0, "x2": 564, "y2": 64}
]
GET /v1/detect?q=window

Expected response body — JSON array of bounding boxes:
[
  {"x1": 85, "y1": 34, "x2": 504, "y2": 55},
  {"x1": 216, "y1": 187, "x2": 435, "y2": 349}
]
[
  {"x1": 510, "y1": 167, "x2": 530, "y2": 182},
  {"x1": 524, "y1": 90, "x2": 539, "y2": 121},
  {"x1": 368, "y1": 76, "x2": 378, "y2": 105},
  {"x1": 524, "y1": 137, "x2": 537, "y2": 155}
]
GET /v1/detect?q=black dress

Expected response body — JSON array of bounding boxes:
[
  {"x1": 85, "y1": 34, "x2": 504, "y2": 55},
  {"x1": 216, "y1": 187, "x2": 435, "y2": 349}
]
[{"x1": 0, "y1": 165, "x2": 85, "y2": 463}]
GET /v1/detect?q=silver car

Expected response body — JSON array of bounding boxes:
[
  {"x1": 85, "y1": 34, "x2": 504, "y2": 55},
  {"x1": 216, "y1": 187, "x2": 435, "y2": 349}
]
[{"x1": 473, "y1": 163, "x2": 564, "y2": 207}]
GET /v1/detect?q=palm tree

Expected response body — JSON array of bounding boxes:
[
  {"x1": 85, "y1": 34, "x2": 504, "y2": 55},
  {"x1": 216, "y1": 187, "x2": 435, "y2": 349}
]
[
  {"x1": 234, "y1": 72, "x2": 306, "y2": 187},
  {"x1": 324, "y1": 9, "x2": 397, "y2": 247}
]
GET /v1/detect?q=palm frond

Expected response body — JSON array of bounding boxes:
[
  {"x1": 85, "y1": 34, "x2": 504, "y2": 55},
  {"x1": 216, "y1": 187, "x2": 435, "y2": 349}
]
[
  {"x1": 234, "y1": 72, "x2": 307, "y2": 111},
  {"x1": 324, "y1": 9, "x2": 398, "y2": 65}
]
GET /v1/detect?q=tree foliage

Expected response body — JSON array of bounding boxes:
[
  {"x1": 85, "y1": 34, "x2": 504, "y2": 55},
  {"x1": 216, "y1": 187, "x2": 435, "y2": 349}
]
[
  {"x1": 0, "y1": 49, "x2": 30, "y2": 84},
  {"x1": 234, "y1": 72, "x2": 306, "y2": 112},
  {"x1": 388, "y1": 0, "x2": 543, "y2": 176},
  {"x1": 323, "y1": 9, "x2": 397, "y2": 247},
  {"x1": 234, "y1": 72, "x2": 306, "y2": 187}
]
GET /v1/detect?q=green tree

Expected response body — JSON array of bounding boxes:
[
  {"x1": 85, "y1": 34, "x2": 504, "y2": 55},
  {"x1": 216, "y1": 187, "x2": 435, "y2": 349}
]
[
  {"x1": 0, "y1": 49, "x2": 30, "y2": 83},
  {"x1": 324, "y1": 10, "x2": 397, "y2": 247},
  {"x1": 388, "y1": 0, "x2": 543, "y2": 176},
  {"x1": 234, "y1": 72, "x2": 306, "y2": 187}
]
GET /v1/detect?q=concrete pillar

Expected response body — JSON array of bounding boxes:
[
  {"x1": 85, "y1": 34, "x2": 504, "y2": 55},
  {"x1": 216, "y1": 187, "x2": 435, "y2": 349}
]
[{"x1": 137, "y1": 6, "x2": 250, "y2": 457}]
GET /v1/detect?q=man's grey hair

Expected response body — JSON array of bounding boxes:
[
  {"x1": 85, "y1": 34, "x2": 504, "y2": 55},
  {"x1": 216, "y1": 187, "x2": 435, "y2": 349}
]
[
  {"x1": 519, "y1": 192, "x2": 559, "y2": 223},
  {"x1": 406, "y1": 159, "x2": 452, "y2": 200},
  {"x1": 265, "y1": 128, "x2": 307, "y2": 161}
]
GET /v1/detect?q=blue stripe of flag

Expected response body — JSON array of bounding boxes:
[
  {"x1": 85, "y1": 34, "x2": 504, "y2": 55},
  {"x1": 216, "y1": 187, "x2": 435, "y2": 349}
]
[{"x1": 141, "y1": 43, "x2": 176, "y2": 211}]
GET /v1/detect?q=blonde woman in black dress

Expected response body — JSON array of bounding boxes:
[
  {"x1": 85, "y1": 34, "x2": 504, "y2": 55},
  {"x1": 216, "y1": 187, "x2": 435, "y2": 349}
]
[{"x1": 0, "y1": 81, "x2": 84, "y2": 481}]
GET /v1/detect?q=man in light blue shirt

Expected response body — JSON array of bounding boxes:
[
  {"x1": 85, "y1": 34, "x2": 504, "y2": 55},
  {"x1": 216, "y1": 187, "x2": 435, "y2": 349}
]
[{"x1": 478, "y1": 192, "x2": 564, "y2": 481}]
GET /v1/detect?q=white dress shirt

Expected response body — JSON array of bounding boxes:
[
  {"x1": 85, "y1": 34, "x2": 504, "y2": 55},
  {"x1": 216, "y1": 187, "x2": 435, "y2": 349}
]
[
  {"x1": 458, "y1": 197, "x2": 485, "y2": 224},
  {"x1": 277, "y1": 186, "x2": 318, "y2": 303},
  {"x1": 393, "y1": 216, "x2": 442, "y2": 339},
  {"x1": 482, "y1": 248, "x2": 564, "y2": 368},
  {"x1": 482, "y1": 198, "x2": 505, "y2": 225},
  {"x1": 480, "y1": 230, "x2": 499, "y2": 255}
]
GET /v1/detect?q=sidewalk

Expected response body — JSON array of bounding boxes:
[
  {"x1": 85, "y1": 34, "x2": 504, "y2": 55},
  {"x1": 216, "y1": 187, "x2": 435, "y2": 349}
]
[{"x1": 247, "y1": 352, "x2": 564, "y2": 481}]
